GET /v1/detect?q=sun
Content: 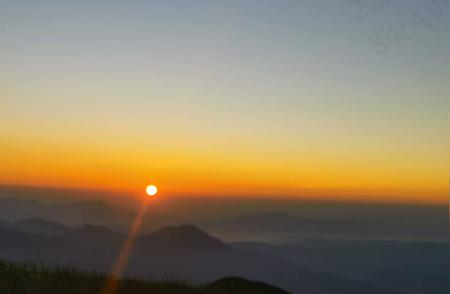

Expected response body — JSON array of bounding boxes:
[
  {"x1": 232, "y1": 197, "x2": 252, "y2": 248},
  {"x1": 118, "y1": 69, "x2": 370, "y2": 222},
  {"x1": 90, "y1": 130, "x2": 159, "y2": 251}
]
[{"x1": 145, "y1": 185, "x2": 158, "y2": 196}]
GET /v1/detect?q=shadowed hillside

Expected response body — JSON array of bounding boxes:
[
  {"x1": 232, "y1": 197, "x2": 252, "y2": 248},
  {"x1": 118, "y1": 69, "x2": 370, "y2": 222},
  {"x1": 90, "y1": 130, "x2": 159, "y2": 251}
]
[
  {"x1": 0, "y1": 223, "x2": 402, "y2": 294},
  {"x1": 0, "y1": 259, "x2": 289, "y2": 294},
  {"x1": 233, "y1": 238, "x2": 450, "y2": 294}
]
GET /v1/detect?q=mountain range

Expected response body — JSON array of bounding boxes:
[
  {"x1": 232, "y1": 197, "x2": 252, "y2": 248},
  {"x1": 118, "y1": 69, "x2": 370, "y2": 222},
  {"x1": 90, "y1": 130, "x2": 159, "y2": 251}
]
[
  {"x1": 233, "y1": 238, "x2": 449, "y2": 294},
  {"x1": 1, "y1": 198, "x2": 446, "y2": 243},
  {"x1": 198, "y1": 211, "x2": 449, "y2": 243},
  {"x1": 0, "y1": 198, "x2": 180, "y2": 232},
  {"x1": 0, "y1": 220, "x2": 403, "y2": 294},
  {"x1": 0, "y1": 198, "x2": 448, "y2": 294}
]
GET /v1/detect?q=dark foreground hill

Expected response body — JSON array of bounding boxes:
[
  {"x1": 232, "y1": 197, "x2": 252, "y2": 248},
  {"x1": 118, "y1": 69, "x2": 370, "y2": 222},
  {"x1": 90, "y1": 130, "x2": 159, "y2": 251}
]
[{"x1": 0, "y1": 259, "x2": 289, "y2": 294}]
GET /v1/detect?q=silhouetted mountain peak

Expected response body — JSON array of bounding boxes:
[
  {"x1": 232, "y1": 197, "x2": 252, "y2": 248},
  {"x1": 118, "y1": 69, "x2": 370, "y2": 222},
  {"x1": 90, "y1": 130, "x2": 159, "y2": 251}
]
[
  {"x1": 154, "y1": 224, "x2": 210, "y2": 238},
  {"x1": 76, "y1": 224, "x2": 118, "y2": 235},
  {"x1": 137, "y1": 225, "x2": 231, "y2": 253},
  {"x1": 15, "y1": 217, "x2": 52, "y2": 224},
  {"x1": 12, "y1": 218, "x2": 71, "y2": 235}
]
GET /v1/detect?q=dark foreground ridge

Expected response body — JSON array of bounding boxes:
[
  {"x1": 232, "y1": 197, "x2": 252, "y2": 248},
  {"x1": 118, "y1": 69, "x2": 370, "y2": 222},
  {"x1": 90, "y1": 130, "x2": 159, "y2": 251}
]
[
  {"x1": 206, "y1": 277, "x2": 289, "y2": 294},
  {"x1": 0, "y1": 259, "x2": 290, "y2": 294}
]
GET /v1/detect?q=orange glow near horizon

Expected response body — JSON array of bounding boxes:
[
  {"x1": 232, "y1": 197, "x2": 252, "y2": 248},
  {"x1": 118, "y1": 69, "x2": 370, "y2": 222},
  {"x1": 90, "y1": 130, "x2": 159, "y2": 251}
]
[
  {"x1": 0, "y1": 123, "x2": 448, "y2": 206},
  {"x1": 1, "y1": 0, "x2": 448, "y2": 208}
]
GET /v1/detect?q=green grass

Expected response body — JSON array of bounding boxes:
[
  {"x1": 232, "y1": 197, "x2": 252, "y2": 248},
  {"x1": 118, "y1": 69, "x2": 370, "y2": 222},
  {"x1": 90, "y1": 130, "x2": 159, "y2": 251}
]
[
  {"x1": 0, "y1": 260, "x2": 289, "y2": 294},
  {"x1": 0, "y1": 259, "x2": 202, "y2": 294}
]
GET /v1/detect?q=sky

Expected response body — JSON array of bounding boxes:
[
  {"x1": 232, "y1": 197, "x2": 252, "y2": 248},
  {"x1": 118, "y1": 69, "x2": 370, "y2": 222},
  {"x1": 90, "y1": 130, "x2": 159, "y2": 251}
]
[{"x1": 0, "y1": 0, "x2": 448, "y2": 204}]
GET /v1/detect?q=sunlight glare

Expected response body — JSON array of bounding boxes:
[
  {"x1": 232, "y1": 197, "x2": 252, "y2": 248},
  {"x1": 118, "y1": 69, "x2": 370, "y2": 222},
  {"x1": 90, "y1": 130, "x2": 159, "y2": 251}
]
[{"x1": 146, "y1": 185, "x2": 158, "y2": 196}]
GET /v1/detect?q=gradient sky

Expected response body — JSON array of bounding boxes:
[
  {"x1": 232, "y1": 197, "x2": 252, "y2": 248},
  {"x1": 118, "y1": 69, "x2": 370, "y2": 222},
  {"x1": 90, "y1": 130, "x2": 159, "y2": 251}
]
[{"x1": 0, "y1": 1, "x2": 448, "y2": 204}]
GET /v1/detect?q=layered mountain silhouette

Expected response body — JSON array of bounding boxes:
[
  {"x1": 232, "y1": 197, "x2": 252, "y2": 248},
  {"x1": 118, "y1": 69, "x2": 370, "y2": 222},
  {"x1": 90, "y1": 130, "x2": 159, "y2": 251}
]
[
  {"x1": 136, "y1": 225, "x2": 231, "y2": 253},
  {"x1": 199, "y1": 211, "x2": 449, "y2": 242},
  {"x1": 233, "y1": 239, "x2": 450, "y2": 294},
  {"x1": 1, "y1": 198, "x2": 446, "y2": 242},
  {"x1": 0, "y1": 222, "x2": 402, "y2": 294},
  {"x1": 0, "y1": 198, "x2": 180, "y2": 232},
  {"x1": 1, "y1": 198, "x2": 447, "y2": 293},
  {"x1": 11, "y1": 218, "x2": 71, "y2": 235}
]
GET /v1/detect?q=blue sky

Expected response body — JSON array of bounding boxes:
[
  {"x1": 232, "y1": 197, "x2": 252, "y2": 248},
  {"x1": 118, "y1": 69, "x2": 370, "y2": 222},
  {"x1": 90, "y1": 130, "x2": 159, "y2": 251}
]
[{"x1": 0, "y1": 0, "x2": 448, "y2": 203}]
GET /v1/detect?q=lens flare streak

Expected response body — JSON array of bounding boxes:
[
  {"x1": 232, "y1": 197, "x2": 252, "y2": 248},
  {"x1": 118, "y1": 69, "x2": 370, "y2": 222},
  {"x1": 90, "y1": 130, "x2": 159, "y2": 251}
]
[{"x1": 100, "y1": 201, "x2": 148, "y2": 294}]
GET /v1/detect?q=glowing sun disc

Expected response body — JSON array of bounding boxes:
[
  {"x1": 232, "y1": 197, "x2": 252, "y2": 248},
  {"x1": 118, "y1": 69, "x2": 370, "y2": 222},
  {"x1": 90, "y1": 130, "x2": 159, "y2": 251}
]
[{"x1": 146, "y1": 185, "x2": 158, "y2": 196}]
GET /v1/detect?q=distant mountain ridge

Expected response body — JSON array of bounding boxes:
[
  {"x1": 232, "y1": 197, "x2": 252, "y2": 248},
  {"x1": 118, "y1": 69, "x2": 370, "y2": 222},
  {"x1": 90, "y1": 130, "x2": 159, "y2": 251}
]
[
  {"x1": 1, "y1": 198, "x2": 447, "y2": 242},
  {"x1": 0, "y1": 221, "x2": 401, "y2": 294},
  {"x1": 12, "y1": 218, "x2": 71, "y2": 235},
  {"x1": 233, "y1": 238, "x2": 450, "y2": 294},
  {"x1": 0, "y1": 198, "x2": 131, "y2": 225},
  {"x1": 137, "y1": 225, "x2": 231, "y2": 253},
  {"x1": 1, "y1": 198, "x2": 445, "y2": 293},
  {"x1": 0, "y1": 198, "x2": 180, "y2": 232},
  {"x1": 199, "y1": 210, "x2": 449, "y2": 242}
]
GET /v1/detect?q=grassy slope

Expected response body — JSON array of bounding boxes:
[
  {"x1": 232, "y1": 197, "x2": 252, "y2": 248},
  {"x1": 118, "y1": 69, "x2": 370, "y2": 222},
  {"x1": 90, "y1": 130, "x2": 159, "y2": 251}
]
[{"x1": 0, "y1": 260, "x2": 289, "y2": 294}]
